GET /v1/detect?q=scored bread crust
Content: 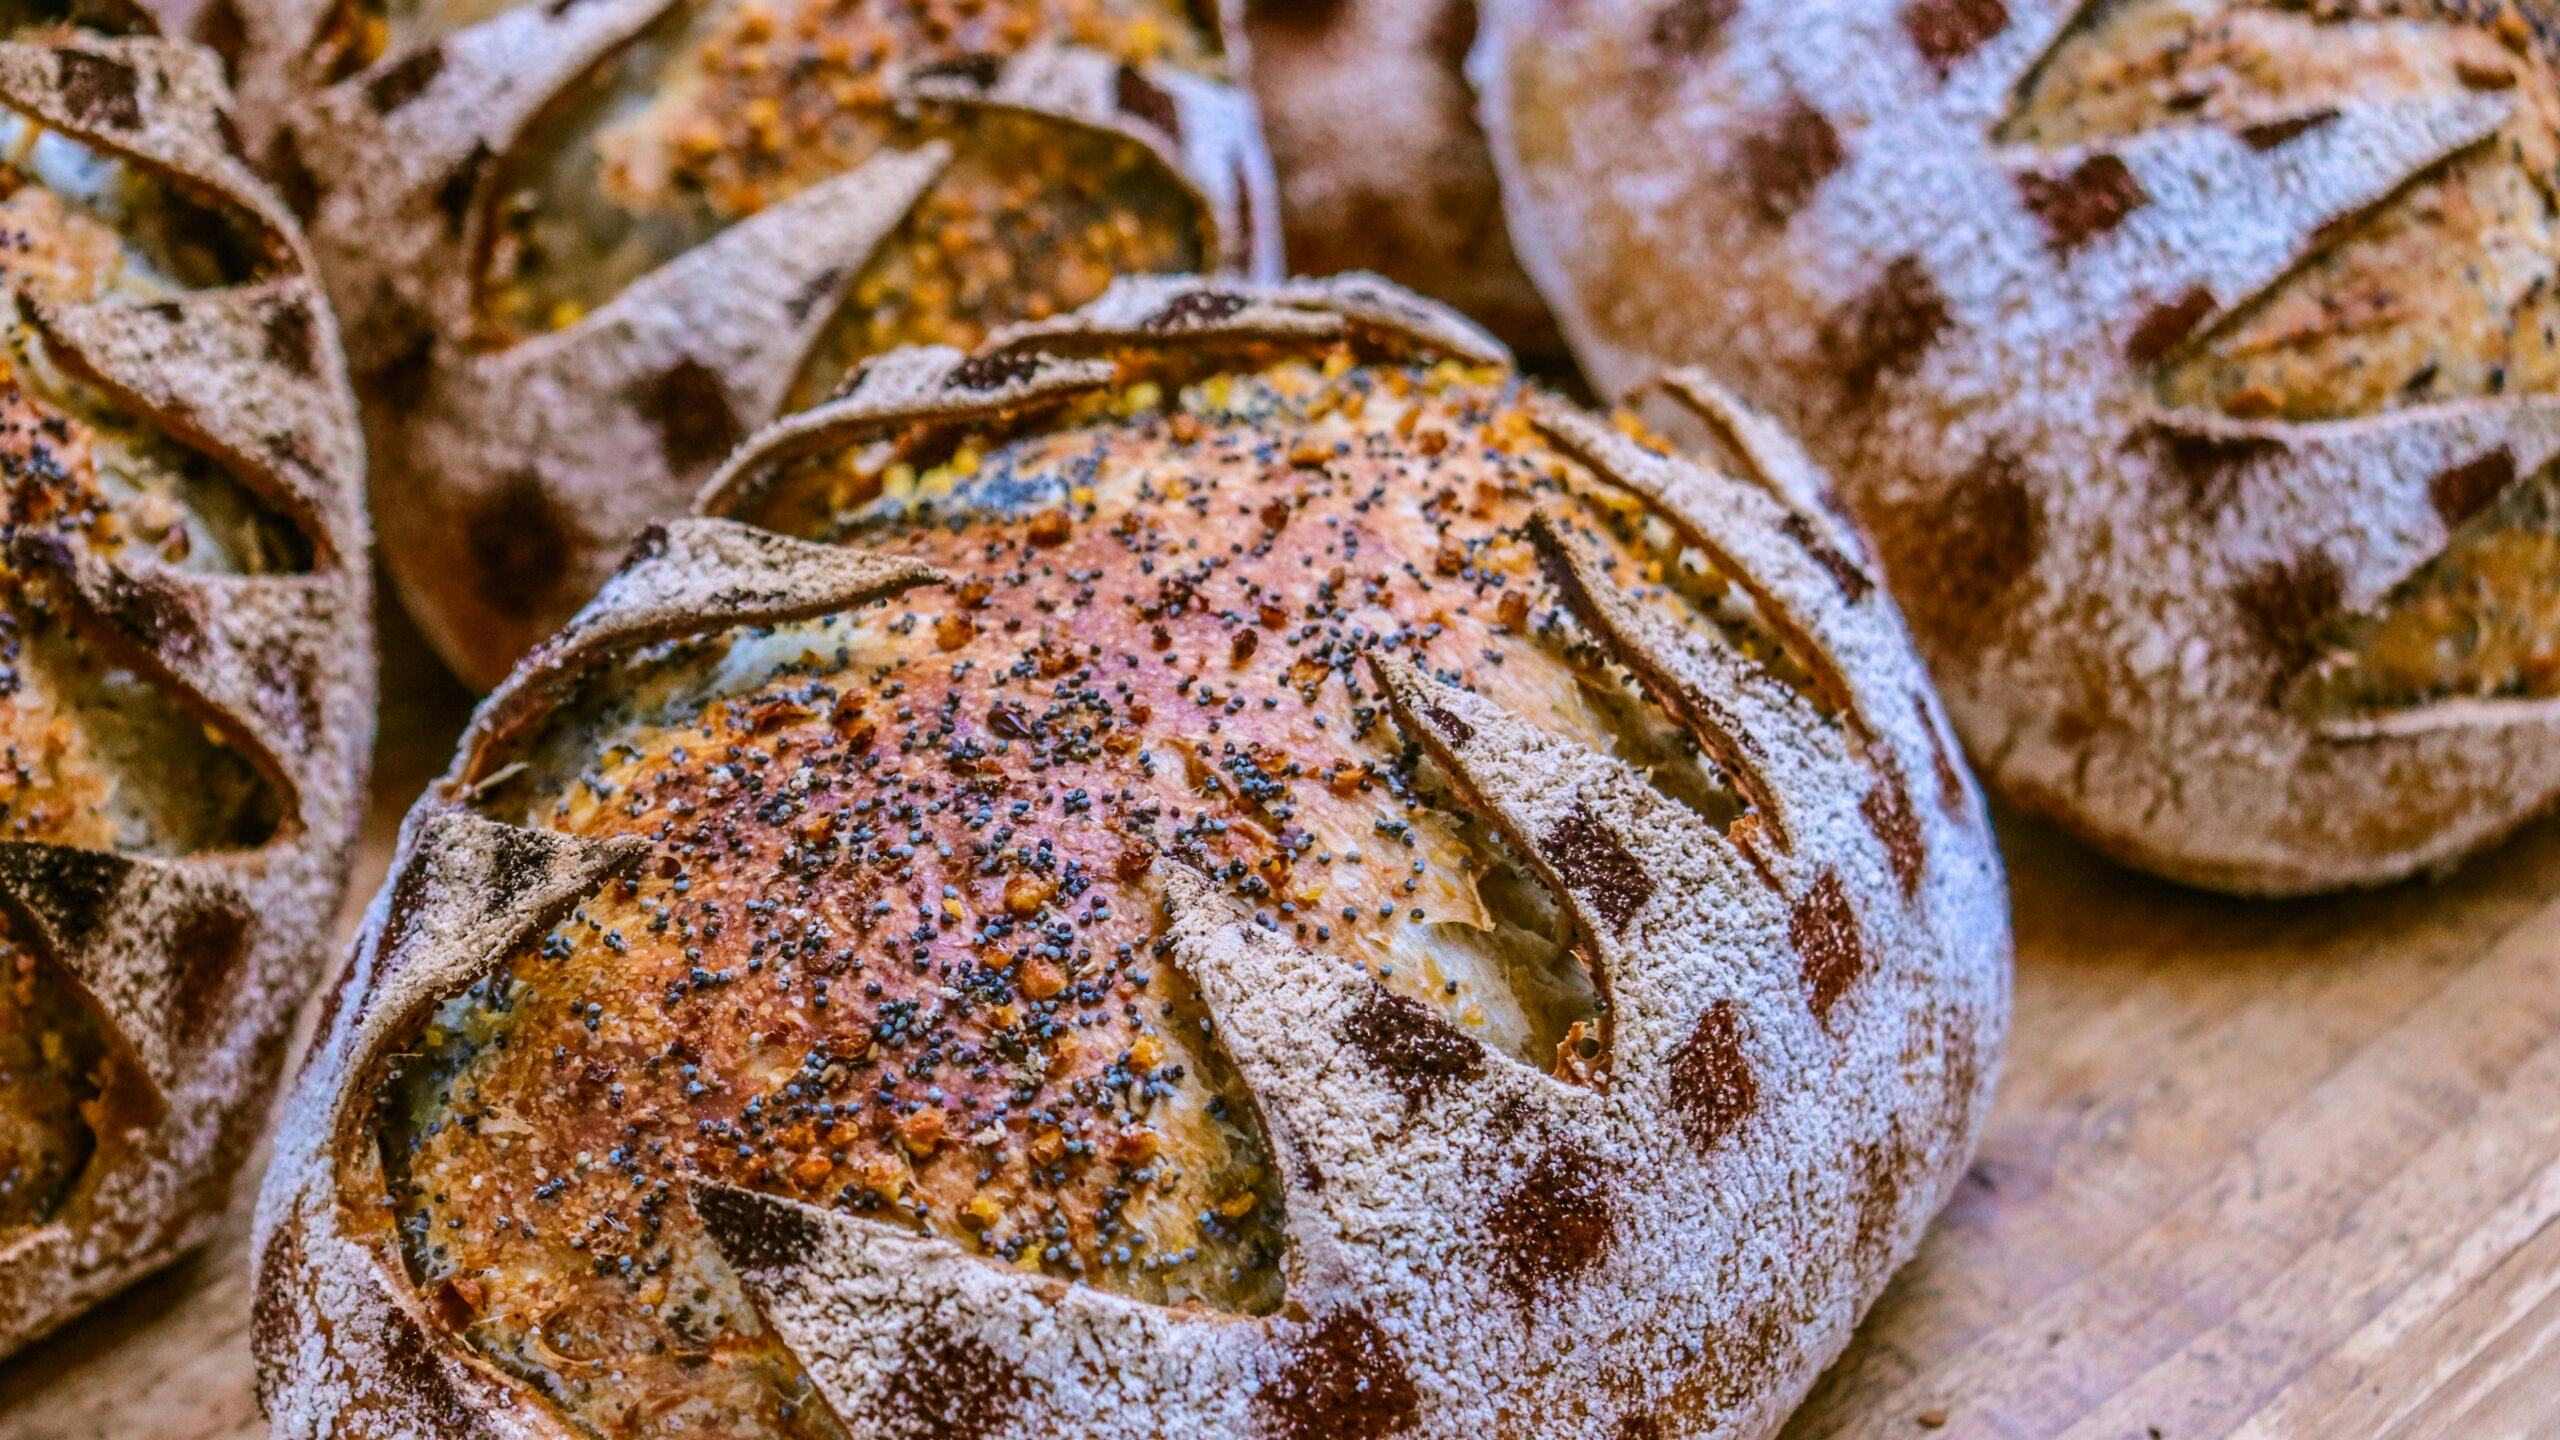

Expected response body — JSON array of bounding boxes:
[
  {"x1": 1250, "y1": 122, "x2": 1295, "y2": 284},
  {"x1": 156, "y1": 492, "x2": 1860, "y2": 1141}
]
[
  {"x1": 1474, "y1": 0, "x2": 2560, "y2": 894},
  {"x1": 1245, "y1": 0, "x2": 1563, "y2": 358},
  {"x1": 209, "y1": 0, "x2": 1283, "y2": 690},
  {"x1": 0, "y1": 33, "x2": 372, "y2": 1355},
  {"x1": 253, "y1": 275, "x2": 2007, "y2": 1440}
]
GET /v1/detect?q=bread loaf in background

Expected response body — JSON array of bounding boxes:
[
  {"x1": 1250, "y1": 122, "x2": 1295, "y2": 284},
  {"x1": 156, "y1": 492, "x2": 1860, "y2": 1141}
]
[
  {"x1": 1477, "y1": 0, "x2": 2560, "y2": 892},
  {"x1": 0, "y1": 24, "x2": 371, "y2": 1354},
  {"x1": 1246, "y1": 0, "x2": 1562, "y2": 359},
  {"x1": 200, "y1": 0, "x2": 1278, "y2": 689}
]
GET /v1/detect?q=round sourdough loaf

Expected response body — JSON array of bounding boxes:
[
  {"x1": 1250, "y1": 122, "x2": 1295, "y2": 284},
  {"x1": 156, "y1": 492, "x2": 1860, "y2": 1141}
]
[
  {"x1": 187, "y1": 0, "x2": 1279, "y2": 688},
  {"x1": 254, "y1": 276, "x2": 2006, "y2": 1440},
  {"x1": 1477, "y1": 0, "x2": 2560, "y2": 892},
  {"x1": 1245, "y1": 0, "x2": 1561, "y2": 358},
  {"x1": 0, "y1": 27, "x2": 371, "y2": 1353}
]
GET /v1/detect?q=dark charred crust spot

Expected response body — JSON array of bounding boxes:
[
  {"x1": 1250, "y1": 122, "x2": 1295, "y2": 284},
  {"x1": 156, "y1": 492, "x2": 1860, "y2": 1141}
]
[
  {"x1": 249, "y1": 1223, "x2": 303, "y2": 1392},
  {"x1": 54, "y1": 51, "x2": 141, "y2": 131},
  {"x1": 169, "y1": 900, "x2": 252, "y2": 1049},
  {"x1": 1885, "y1": 447, "x2": 2038, "y2": 656},
  {"x1": 2430, "y1": 449, "x2": 2516, "y2": 529},
  {"x1": 2127, "y1": 287, "x2": 2216, "y2": 364},
  {"x1": 622, "y1": 521, "x2": 672, "y2": 566},
  {"x1": 365, "y1": 44, "x2": 446, "y2": 113},
  {"x1": 194, "y1": 0, "x2": 249, "y2": 76},
  {"x1": 1665, "y1": 999, "x2": 1756, "y2": 1151},
  {"x1": 1738, "y1": 99, "x2": 1843, "y2": 224},
  {"x1": 694, "y1": 1184, "x2": 824, "y2": 1274},
  {"x1": 784, "y1": 264, "x2": 847, "y2": 325},
  {"x1": 266, "y1": 128, "x2": 322, "y2": 223},
  {"x1": 2015, "y1": 154, "x2": 2147, "y2": 252},
  {"x1": 2231, "y1": 550, "x2": 2344, "y2": 673},
  {"x1": 1257, "y1": 1310, "x2": 1421, "y2": 1440},
  {"x1": 378, "y1": 1298, "x2": 497, "y2": 1436},
  {"x1": 633, "y1": 359, "x2": 744, "y2": 474},
  {"x1": 1792, "y1": 869, "x2": 1864, "y2": 1020},
  {"x1": 262, "y1": 295, "x2": 320, "y2": 380},
  {"x1": 1114, "y1": 64, "x2": 1181, "y2": 142},
  {"x1": 1340, "y1": 984, "x2": 1483, "y2": 1103},
  {"x1": 1829, "y1": 257, "x2": 1947, "y2": 399},
  {"x1": 876, "y1": 1327, "x2": 1030, "y2": 1440},
  {"x1": 2239, "y1": 108, "x2": 2337, "y2": 150},
  {"x1": 948, "y1": 351, "x2": 1043, "y2": 391},
  {"x1": 250, "y1": 630, "x2": 324, "y2": 747},
  {"x1": 1648, "y1": 0, "x2": 1735, "y2": 51},
  {"x1": 2147, "y1": 424, "x2": 2284, "y2": 518},
  {"x1": 486, "y1": 825, "x2": 564, "y2": 915},
  {"x1": 1146, "y1": 290, "x2": 1249, "y2": 330},
  {"x1": 1538, "y1": 803, "x2": 1654, "y2": 933},
  {"x1": 1486, "y1": 1139, "x2": 1615, "y2": 1302},
  {"x1": 1860, "y1": 766, "x2": 1925, "y2": 900},
  {"x1": 1780, "y1": 511, "x2": 1871, "y2": 600},
  {"x1": 1851, "y1": 1126, "x2": 1915, "y2": 1263},
  {"x1": 465, "y1": 469, "x2": 571, "y2": 620},
  {"x1": 0, "y1": 843, "x2": 127, "y2": 949},
  {"x1": 1418, "y1": 701, "x2": 1473, "y2": 744},
  {"x1": 94, "y1": 564, "x2": 207, "y2": 661},
  {"x1": 1901, "y1": 0, "x2": 2007, "y2": 76},
  {"x1": 435, "y1": 141, "x2": 493, "y2": 235}
]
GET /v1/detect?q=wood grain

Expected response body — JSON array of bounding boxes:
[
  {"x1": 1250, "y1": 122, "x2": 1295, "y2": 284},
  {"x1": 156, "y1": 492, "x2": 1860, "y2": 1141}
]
[{"x1": 2, "y1": 607, "x2": 2556, "y2": 1439}]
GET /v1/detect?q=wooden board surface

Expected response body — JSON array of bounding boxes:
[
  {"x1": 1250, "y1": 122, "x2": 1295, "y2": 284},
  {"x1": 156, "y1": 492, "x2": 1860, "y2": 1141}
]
[{"x1": 3, "y1": 602, "x2": 2558, "y2": 1439}]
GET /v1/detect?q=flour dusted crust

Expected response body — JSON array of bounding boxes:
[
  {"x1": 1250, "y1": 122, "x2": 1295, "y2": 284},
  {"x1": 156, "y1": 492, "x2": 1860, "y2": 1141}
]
[
  {"x1": 213, "y1": 0, "x2": 1281, "y2": 690},
  {"x1": 0, "y1": 33, "x2": 371, "y2": 1354},
  {"x1": 1245, "y1": 0, "x2": 1561, "y2": 357},
  {"x1": 253, "y1": 276, "x2": 2006, "y2": 1439},
  {"x1": 1476, "y1": 0, "x2": 2560, "y2": 893}
]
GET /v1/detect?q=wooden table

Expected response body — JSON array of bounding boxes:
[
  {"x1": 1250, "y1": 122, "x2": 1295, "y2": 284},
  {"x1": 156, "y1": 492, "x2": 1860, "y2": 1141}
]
[{"x1": 5, "y1": 601, "x2": 2558, "y2": 1440}]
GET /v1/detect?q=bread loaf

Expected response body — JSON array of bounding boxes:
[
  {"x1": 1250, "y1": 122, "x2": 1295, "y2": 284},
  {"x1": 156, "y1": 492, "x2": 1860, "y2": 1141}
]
[
  {"x1": 254, "y1": 276, "x2": 2008, "y2": 1440},
  {"x1": 0, "y1": 25, "x2": 370, "y2": 1352},
  {"x1": 1246, "y1": 0, "x2": 1561, "y2": 357},
  {"x1": 203, "y1": 0, "x2": 1278, "y2": 688},
  {"x1": 1477, "y1": 0, "x2": 2560, "y2": 891}
]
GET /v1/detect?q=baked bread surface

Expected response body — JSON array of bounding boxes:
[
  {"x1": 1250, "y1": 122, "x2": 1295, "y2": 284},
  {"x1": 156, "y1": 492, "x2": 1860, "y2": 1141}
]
[
  {"x1": 199, "y1": 0, "x2": 1280, "y2": 688},
  {"x1": 1476, "y1": 0, "x2": 2560, "y2": 891},
  {"x1": 0, "y1": 26, "x2": 371, "y2": 1352},
  {"x1": 1246, "y1": 0, "x2": 1562, "y2": 356},
  {"x1": 254, "y1": 276, "x2": 2008, "y2": 1440}
]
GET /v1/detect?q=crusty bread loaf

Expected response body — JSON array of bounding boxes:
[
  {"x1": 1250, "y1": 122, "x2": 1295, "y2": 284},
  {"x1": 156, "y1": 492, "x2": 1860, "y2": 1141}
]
[
  {"x1": 1245, "y1": 0, "x2": 1562, "y2": 358},
  {"x1": 254, "y1": 276, "x2": 2007, "y2": 1440},
  {"x1": 1477, "y1": 0, "x2": 2560, "y2": 892},
  {"x1": 0, "y1": 27, "x2": 371, "y2": 1353},
  {"x1": 197, "y1": 0, "x2": 1279, "y2": 690}
]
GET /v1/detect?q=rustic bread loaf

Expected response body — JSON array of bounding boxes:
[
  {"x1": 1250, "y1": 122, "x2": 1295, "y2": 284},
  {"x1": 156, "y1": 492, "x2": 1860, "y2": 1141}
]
[
  {"x1": 193, "y1": 0, "x2": 1279, "y2": 688},
  {"x1": 0, "y1": 27, "x2": 370, "y2": 1353},
  {"x1": 1477, "y1": 0, "x2": 2560, "y2": 892},
  {"x1": 1245, "y1": 0, "x2": 1561, "y2": 358},
  {"x1": 254, "y1": 276, "x2": 2007, "y2": 1440}
]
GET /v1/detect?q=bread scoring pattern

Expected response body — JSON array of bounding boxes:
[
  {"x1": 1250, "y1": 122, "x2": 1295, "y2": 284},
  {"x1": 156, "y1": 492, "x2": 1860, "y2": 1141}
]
[
  {"x1": 1476, "y1": 0, "x2": 2560, "y2": 890},
  {"x1": 254, "y1": 276, "x2": 2008, "y2": 1440},
  {"x1": 0, "y1": 30, "x2": 369, "y2": 1353},
  {"x1": 196, "y1": 0, "x2": 1278, "y2": 687}
]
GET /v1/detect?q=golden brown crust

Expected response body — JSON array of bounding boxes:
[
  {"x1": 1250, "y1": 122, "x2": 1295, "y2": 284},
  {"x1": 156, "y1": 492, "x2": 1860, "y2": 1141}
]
[
  {"x1": 224, "y1": 0, "x2": 1279, "y2": 690},
  {"x1": 1479, "y1": 0, "x2": 2560, "y2": 891},
  {"x1": 0, "y1": 31, "x2": 371, "y2": 1354},
  {"x1": 256, "y1": 276, "x2": 2009, "y2": 1440}
]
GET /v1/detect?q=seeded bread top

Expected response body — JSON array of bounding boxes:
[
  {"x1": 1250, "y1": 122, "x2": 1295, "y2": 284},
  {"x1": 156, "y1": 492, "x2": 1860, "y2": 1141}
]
[{"x1": 255, "y1": 276, "x2": 2009, "y2": 1440}]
